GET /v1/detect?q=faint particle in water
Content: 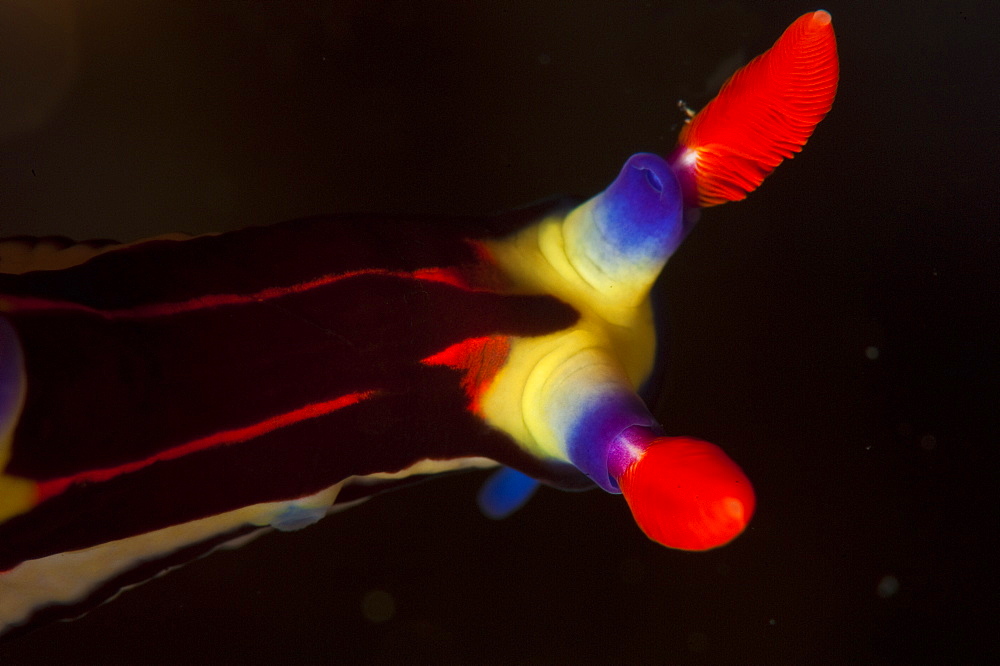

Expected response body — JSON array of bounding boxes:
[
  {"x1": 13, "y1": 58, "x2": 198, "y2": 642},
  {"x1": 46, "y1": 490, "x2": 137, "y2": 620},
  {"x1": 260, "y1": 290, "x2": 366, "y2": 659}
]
[
  {"x1": 687, "y1": 631, "x2": 708, "y2": 653},
  {"x1": 768, "y1": 618, "x2": 777, "y2": 626},
  {"x1": 864, "y1": 346, "x2": 879, "y2": 360},
  {"x1": 619, "y1": 556, "x2": 647, "y2": 586},
  {"x1": 702, "y1": 47, "x2": 747, "y2": 96},
  {"x1": 0, "y1": 0, "x2": 79, "y2": 140},
  {"x1": 362, "y1": 589, "x2": 396, "y2": 623},
  {"x1": 919, "y1": 434, "x2": 937, "y2": 451},
  {"x1": 877, "y1": 575, "x2": 900, "y2": 599},
  {"x1": 538, "y1": 53, "x2": 551, "y2": 65}
]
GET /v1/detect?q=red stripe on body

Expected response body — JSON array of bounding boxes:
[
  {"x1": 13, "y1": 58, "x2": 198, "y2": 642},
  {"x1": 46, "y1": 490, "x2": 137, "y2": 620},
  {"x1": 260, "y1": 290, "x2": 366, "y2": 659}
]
[
  {"x1": 1, "y1": 265, "x2": 483, "y2": 319},
  {"x1": 421, "y1": 336, "x2": 510, "y2": 414},
  {"x1": 34, "y1": 390, "x2": 378, "y2": 502}
]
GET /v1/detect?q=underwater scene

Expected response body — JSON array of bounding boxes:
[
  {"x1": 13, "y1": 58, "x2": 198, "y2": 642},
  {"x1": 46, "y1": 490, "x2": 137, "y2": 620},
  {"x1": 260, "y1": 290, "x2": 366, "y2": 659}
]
[{"x1": 0, "y1": 0, "x2": 994, "y2": 663}]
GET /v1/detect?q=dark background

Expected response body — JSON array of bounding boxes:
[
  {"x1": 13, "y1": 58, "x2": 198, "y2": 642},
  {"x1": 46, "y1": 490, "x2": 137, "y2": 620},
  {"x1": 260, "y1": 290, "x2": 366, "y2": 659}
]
[{"x1": 0, "y1": 1, "x2": 995, "y2": 663}]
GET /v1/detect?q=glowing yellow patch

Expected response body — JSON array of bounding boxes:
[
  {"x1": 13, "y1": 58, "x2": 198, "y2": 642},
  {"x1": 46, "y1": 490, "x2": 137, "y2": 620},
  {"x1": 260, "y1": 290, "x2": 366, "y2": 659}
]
[
  {"x1": 477, "y1": 208, "x2": 658, "y2": 462},
  {"x1": 0, "y1": 474, "x2": 36, "y2": 523}
]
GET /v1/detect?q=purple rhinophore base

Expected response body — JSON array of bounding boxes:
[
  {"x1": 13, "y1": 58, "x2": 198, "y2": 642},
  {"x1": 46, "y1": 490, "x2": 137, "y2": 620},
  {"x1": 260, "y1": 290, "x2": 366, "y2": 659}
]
[
  {"x1": 606, "y1": 425, "x2": 661, "y2": 481},
  {"x1": 566, "y1": 392, "x2": 661, "y2": 494}
]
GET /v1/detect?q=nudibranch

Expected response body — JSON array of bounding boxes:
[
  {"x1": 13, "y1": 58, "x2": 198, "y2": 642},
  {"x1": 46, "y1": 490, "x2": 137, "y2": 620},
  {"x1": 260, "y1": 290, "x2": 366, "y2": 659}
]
[{"x1": 0, "y1": 11, "x2": 837, "y2": 634}]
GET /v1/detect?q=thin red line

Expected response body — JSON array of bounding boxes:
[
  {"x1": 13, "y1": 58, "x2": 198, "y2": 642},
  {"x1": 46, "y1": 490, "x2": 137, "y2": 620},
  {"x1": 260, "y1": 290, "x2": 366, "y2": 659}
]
[
  {"x1": 1, "y1": 265, "x2": 481, "y2": 320},
  {"x1": 35, "y1": 390, "x2": 378, "y2": 502}
]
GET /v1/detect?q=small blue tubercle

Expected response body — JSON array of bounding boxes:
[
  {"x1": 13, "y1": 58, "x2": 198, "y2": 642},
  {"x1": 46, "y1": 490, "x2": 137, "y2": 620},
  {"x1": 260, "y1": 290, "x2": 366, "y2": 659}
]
[
  {"x1": 0, "y1": 317, "x2": 25, "y2": 434},
  {"x1": 477, "y1": 467, "x2": 541, "y2": 520},
  {"x1": 270, "y1": 503, "x2": 328, "y2": 532}
]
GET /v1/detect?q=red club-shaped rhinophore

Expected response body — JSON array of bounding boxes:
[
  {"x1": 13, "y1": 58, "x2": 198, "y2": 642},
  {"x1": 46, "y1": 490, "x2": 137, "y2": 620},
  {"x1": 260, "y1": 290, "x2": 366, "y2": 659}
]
[{"x1": 616, "y1": 437, "x2": 756, "y2": 550}]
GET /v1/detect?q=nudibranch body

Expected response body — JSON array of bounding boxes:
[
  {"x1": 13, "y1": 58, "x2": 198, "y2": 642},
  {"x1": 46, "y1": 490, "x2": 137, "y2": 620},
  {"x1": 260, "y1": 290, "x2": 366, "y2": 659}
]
[{"x1": 0, "y1": 11, "x2": 837, "y2": 634}]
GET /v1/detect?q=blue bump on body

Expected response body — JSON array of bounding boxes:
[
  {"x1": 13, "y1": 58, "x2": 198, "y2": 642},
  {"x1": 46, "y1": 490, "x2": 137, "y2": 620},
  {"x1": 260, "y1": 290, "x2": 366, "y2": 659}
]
[
  {"x1": 477, "y1": 467, "x2": 541, "y2": 519},
  {"x1": 0, "y1": 317, "x2": 25, "y2": 432},
  {"x1": 270, "y1": 503, "x2": 329, "y2": 532}
]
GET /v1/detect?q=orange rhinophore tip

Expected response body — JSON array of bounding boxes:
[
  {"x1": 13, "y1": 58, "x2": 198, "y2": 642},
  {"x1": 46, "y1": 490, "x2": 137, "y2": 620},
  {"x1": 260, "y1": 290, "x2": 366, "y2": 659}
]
[
  {"x1": 673, "y1": 10, "x2": 839, "y2": 207},
  {"x1": 617, "y1": 437, "x2": 756, "y2": 550}
]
